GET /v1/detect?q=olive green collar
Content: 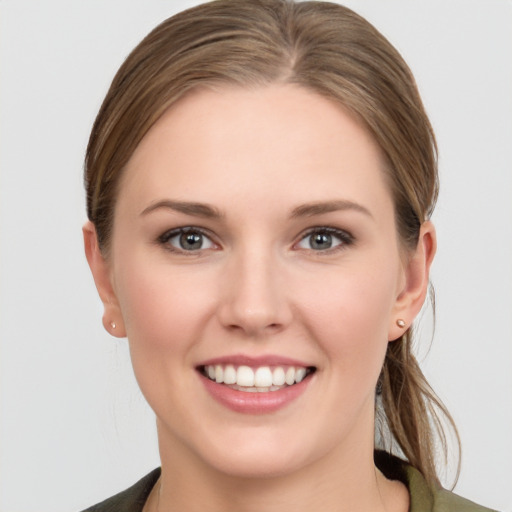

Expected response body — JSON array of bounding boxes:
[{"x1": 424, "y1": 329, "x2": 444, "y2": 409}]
[{"x1": 375, "y1": 450, "x2": 495, "y2": 512}]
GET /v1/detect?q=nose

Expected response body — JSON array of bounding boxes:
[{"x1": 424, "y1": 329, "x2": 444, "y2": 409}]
[{"x1": 217, "y1": 247, "x2": 292, "y2": 337}]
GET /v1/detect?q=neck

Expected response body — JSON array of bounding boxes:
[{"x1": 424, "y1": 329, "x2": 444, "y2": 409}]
[{"x1": 152, "y1": 424, "x2": 408, "y2": 512}]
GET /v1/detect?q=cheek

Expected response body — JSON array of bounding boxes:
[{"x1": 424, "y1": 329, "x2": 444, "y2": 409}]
[
  {"x1": 112, "y1": 251, "x2": 217, "y2": 355},
  {"x1": 111, "y1": 252, "x2": 221, "y2": 415},
  {"x1": 295, "y1": 262, "x2": 398, "y2": 373}
]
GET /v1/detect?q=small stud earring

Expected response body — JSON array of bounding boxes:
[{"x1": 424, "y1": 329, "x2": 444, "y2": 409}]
[
  {"x1": 110, "y1": 321, "x2": 116, "y2": 329},
  {"x1": 396, "y1": 319, "x2": 406, "y2": 328}
]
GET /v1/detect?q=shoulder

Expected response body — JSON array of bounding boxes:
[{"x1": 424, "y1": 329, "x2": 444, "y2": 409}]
[
  {"x1": 80, "y1": 468, "x2": 160, "y2": 512},
  {"x1": 407, "y1": 466, "x2": 497, "y2": 512},
  {"x1": 375, "y1": 451, "x2": 497, "y2": 512},
  {"x1": 431, "y1": 487, "x2": 498, "y2": 512}
]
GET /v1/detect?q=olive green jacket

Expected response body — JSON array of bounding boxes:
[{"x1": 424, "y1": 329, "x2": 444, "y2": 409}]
[
  {"x1": 403, "y1": 463, "x2": 497, "y2": 511},
  {"x1": 82, "y1": 455, "x2": 497, "y2": 512}
]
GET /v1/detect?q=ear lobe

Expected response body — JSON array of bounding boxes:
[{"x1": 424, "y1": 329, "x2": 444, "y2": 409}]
[
  {"x1": 389, "y1": 221, "x2": 437, "y2": 341},
  {"x1": 83, "y1": 221, "x2": 126, "y2": 338}
]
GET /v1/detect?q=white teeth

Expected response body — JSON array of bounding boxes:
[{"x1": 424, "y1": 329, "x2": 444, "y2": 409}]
[
  {"x1": 204, "y1": 364, "x2": 312, "y2": 390},
  {"x1": 236, "y1": 366, "x2": 255, "y2": 387},
  {"x1": 223, "y1": 364, "x2": 237, "y2": 385},
  {"x1": 272, "y1": 367, "x2": 286, "y2": 386},
  {"x1": 295, "y1": 367, "x2": 307, "y2": 383},
  {"x1": 254, "y1": 367, "x2": 273, "y2": 387},
  {"x1": 285, "y1": 367, "x2": 295, "y2": 386}
]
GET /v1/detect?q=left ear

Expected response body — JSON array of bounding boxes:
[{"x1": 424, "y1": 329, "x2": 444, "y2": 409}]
[{"x1": 389, "y1": 221, "x2": 437, "y2": 341}]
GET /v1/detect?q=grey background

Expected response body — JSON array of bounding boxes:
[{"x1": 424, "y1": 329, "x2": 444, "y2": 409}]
[{"x1": 1, "y1": 1, "x2": 511, "y2": 511}]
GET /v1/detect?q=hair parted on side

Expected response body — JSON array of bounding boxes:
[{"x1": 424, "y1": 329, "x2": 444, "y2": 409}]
[{"x1": 84, "y1": 0, "x2": 459, "y2": 486}]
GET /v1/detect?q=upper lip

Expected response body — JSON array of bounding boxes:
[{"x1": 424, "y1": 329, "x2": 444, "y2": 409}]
[{"x1": 197, "y1": 354, "x2": 314, "y2": 368}]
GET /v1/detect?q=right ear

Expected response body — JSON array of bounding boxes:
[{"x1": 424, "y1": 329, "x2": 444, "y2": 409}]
[{"x1": 83, "y1": 221, "x2": 126, "y2": 338}]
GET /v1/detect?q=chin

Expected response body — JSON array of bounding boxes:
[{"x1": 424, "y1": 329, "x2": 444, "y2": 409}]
[
  {"x1": 205, "y1": 450, "x2": 310, "y2": 480},
  {"x1": 187, "y1": 425, "x2": 327, "y2": 480}
]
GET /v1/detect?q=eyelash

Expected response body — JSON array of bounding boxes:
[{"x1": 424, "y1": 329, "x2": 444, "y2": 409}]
[
  {"x1": 157, "y1": 227, "x2": 217, "y2": 254},
  {"x1": 294, "y1": 226, "x2": 354, "y2": 253},
  {"x1": 156, "y1": 226, "x2": 354, "y2": 255}
]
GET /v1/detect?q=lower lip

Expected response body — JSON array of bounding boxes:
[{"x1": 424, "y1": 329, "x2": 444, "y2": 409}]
[{"x1": 199, "y1": 373, "x2": 312, "y2": 414}]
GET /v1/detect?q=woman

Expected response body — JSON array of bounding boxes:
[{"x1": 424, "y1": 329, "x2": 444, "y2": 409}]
[{"x1": 81, "y1": 1, "x2": 495, "y2": 511}]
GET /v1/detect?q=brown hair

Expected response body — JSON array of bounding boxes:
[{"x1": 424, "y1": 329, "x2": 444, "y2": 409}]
[{"x1": 85, "y1": 0, "x2": 459, "y2": 486}]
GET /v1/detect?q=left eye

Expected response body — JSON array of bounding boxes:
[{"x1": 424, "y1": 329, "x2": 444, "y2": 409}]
[
  {"x1": 160, "y1": 228, "x2": 215, "y2": 252},
  {"x1": 296, "y1": 228, "x2": 351, "y2": 251}
]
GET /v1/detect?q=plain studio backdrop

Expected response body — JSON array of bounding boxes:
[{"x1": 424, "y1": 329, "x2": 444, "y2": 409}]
[{"x1": 1, "y1": 1, "x2": 511, "y2": 511}]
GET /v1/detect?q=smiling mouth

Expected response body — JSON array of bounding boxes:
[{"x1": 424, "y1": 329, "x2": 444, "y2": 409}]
[{"x1": 200, "y1": 364, "x2": 316, "y2": 392}]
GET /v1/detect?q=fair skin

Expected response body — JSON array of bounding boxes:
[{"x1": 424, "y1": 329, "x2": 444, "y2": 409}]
[{"x1": 84, "y1": 84, "x2": 435, "y2": 512}]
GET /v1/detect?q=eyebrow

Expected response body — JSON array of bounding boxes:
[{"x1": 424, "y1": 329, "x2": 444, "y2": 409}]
[
  {"x1": 140, "y1": 200, "x2": 223, "y2": 219},
  {"x1": 290, "y1": 200, "x2": 373, "y2": 219},
  {"x1": 140, "y1": 198, "x2": 371, "y2": 220}
]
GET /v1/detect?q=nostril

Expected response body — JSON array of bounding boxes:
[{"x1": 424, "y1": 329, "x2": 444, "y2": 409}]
[
  {"x1": 227, "y1": 323, "x2": 244, "y2": 331},
  {"x1": 226, "y1": 322, "x2": 281, "y2": 331}
]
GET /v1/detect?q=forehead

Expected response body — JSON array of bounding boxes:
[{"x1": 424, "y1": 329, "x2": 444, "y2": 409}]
[{"x1": 119, "y1": 84, "x2": 392, "y2": 217}]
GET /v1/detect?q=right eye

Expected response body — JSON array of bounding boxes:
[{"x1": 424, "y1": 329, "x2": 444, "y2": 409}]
[{"x1": 158, "y1": 227, "x2": 216, "y2": 253}]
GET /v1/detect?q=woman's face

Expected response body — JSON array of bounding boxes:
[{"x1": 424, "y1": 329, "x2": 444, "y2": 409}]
[{"x1": 87, "y1": 84, "x2": 431, "y2": 478}]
